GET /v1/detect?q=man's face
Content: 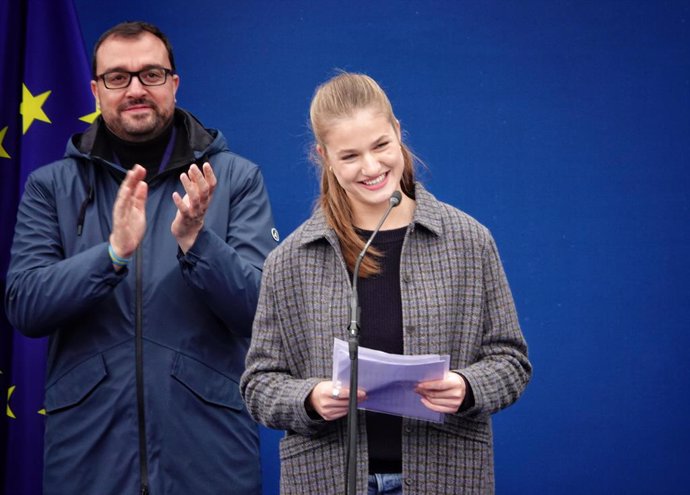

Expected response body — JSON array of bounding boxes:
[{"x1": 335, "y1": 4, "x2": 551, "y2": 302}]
[{"x1": 91, "y1": 32, "x2": 179, "y2": 142}]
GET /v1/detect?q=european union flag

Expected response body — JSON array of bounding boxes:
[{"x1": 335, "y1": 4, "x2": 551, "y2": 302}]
[{"x1": 0, "y1": 1, "x2": 96, "y2": 493}]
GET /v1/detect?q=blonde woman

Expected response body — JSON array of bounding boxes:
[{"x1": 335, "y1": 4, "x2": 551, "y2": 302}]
[{"x1": 241, "y1": 72, "x2": 531, "y2": 494}]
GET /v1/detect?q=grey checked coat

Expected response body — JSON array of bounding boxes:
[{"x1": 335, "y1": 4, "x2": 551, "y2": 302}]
[{"x1": 241, "y1": 184, "x2": 531, "y2": 494}]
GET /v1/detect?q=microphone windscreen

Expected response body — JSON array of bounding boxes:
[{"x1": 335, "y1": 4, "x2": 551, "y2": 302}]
[{"x1": 390, "y1": 190, "x2": 402, "y2": 207}]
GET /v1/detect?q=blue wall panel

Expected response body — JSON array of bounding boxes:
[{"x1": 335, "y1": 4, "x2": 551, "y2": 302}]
[{"x1": 73, "y1": 1, "x2": 690, "y2": 493}]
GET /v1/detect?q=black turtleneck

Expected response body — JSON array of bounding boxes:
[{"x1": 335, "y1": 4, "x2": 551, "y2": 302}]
[
  {"x1": 357, "y1": 225, "x2": 407, "y2": 475},
  {"x1": 104, "y1": 122, "x2": 174, "y2": 176}
]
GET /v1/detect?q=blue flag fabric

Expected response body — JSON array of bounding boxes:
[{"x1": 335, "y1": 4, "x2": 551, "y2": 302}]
[{"x1": 0, "y1": 1, "x2": 95, "y2": 493}]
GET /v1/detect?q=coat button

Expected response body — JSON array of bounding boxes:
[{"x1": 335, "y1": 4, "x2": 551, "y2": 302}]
[
  {"x1": 405, "y1": 478, "x2": 413, "y2": 486},
  {"x1": 402, "y1": 273, "x2": 411, "y2": 283},
  {"x1": 404, "y1": 426, "x2": 412, "y2": 433},
  {"x1": 406, "y1": 325, "x2": 416, "y2": 334}
]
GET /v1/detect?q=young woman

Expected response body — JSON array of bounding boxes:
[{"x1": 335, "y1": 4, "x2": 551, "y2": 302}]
[{"x1": 240, "y1": 72, "x2": 531, "y2": 495}]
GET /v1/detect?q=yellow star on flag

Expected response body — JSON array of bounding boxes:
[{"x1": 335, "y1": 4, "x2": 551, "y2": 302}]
[
  {"x1": 7, "y1": 385, "x2": 16, "y2": 419},
  {"x1": 0, "y1": 126, "x2": 10, "y2": 159},
  {"x1": 79, "y1": 104, "x2": 101, "y2": 124},
  {"x1": 21, "y1": 83, "x2": 52, "y2": 134}
]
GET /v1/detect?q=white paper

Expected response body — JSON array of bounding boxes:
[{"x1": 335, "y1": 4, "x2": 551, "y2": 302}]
[{"x1": 331, "y1": 338, "x2": 450, "y2": 423}]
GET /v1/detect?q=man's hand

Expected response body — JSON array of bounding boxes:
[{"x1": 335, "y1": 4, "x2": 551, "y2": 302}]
[
  {"x1": 171, "y1": 162, "x2": 217, "y2": 253},
  {"x1": 109, "y1": 165, "x2": 148, "y2": 269}
]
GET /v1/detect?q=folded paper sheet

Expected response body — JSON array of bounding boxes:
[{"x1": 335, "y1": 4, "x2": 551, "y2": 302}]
[{"x1": 331, "y1": 338, "x2": 450, "y2": 423}]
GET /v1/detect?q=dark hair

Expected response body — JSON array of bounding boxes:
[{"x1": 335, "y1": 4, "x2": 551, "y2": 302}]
[{"x1": 91, "y1": 21, "x2": 176, "y2": 78}]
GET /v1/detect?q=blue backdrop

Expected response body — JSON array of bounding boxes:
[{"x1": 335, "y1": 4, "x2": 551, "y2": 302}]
[{"x1": 4, "y1": 1, "x2": 689, "y2": 493}]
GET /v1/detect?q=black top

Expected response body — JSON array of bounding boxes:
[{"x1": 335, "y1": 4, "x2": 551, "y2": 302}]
[
  {"x1": 357, "y1": 225, "x2": 407, "y2": 474},
  {"x1": 103, "y1": 122, "x2": 174, "y2": 176}
]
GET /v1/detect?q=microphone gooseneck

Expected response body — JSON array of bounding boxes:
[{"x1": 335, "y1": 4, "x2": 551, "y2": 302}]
[
  {"x1": 349, "y1": 190, "x2": 402, "y2": 331},
  {"x1": 345, "y1": 190, "x2": 402, "y2": 495}
]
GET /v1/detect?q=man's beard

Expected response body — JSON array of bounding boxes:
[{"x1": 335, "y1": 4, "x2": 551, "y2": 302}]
[{"x1": 113, "y1": 98, "x2": 172, "y2": 141}]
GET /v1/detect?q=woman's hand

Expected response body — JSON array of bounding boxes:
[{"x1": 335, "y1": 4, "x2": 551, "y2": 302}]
[
  {"x1": 306, "y1": 381, "x2": 366, "y2": 421},
  {"x1": 415, "y1": 372, "x2": 467, "y2": 414}
]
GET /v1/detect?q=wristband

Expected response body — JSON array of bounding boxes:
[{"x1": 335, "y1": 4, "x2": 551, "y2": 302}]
[{"x1": 108, "y1": 244, "x2": 131, "y2": 267}]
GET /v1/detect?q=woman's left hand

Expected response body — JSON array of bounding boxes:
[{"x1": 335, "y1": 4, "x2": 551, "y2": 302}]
[{"x1": 415, "y1": 372, "x2": 467, "y2": 414}]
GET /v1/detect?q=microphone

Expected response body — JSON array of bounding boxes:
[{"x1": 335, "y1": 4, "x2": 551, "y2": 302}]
[
  {"x1": 345, "y1": 190, "x2": 402, "y2": 495},
  {"x1": 348, "y1": 190, "x2": 402, "y2": 339}
]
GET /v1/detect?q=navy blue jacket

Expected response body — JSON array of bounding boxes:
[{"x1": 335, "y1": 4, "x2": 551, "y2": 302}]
[{"x1": 5, "y1": 109, "x2": 277, "y2": 494}]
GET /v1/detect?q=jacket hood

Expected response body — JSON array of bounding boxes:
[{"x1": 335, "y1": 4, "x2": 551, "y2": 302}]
[{"x1": 64, "y1": 108, "x2": 228, "y2": 169}]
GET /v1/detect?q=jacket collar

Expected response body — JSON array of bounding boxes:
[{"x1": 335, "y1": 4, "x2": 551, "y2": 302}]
[
  {"x1": 297, "y1": 182, "x2": 444, "y2": 247},
  {"x1": 69, "y1": 108, "x2": 220, "y2": 166}
]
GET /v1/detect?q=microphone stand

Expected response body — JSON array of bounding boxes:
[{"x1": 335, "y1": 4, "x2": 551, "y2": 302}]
[{"x1": 345, "y1": 191, "x2": 401, "y2": 495}]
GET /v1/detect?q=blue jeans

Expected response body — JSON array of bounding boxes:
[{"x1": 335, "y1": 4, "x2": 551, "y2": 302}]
[{"x1": 367, "y1": 473, "x2": 403, "y2": 495}]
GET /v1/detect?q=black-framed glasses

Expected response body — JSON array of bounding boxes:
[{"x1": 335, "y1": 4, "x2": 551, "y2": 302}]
[{"x1": 97, "y1": 67, "x2": 174, "y2": 89}]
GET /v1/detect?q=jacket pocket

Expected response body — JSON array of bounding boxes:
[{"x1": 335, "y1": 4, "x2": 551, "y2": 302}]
[
  {"x1": 430, "y1": 414, "x2": 491, "y2": 444},
  {"x1": 170, "y1": 353, "x2": 244, "y2": 411},
  {"x1": 44, "y1": 354, "x2": 108, "y2": 413},
  {"x1": 279, "y1": 429, "x2": 336, "y2": 459},
  {"x1": 279, "y1": 429, "x2": 343, "y2": 493}
]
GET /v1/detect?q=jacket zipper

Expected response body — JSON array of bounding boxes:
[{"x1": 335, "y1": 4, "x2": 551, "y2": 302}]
[{"x1": 135, "y1": 246, "x2": 150, "y2": 494}]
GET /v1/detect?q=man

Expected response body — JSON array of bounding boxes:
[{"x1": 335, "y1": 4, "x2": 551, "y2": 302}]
[{"x1": 5, "y1": 21, "x2": 277, "y2": 494}]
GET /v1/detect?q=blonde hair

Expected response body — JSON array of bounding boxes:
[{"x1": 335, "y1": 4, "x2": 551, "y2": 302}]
[{"x1": 309, "y1": 72, "x2": 416, "y2": 278}]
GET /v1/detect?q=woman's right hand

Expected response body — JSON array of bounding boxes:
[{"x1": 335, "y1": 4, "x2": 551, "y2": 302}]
[{"x1": 306, "y1": 381, "x2": 366, "y2": 421}]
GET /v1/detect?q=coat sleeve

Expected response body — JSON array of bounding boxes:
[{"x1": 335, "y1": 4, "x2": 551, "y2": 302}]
[
  {"x1": 456, "y1": 232, "x2": 532, "y2": 417},
  {"x1": 177, "y1": 163, "x2": 277, "y2": 337},
  {"x1": 240, "y1": 251, "x2": 329, "y2": 436},
  {"x1": 4, "y1": 170, "x2": 127, "y2": 338}
]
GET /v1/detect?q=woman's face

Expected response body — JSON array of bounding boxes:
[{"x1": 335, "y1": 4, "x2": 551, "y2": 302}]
[{"x1": 318, "y1": 107, "x2": 404, "y2": 219}]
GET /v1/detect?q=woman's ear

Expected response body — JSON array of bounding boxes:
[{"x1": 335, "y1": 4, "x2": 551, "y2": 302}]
[{"x1": 316, "y1": 144, "x2": 326, "y2": 160}]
